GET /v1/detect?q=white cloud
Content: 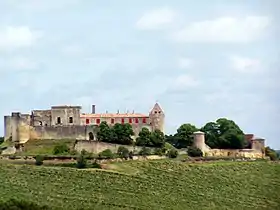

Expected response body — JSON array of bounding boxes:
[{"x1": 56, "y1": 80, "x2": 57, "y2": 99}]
[
  {"x1": 136, "y1": 7, "x2": 177, "y2": 30},
  {"x1": 172, "y1": 16, "x2": 272, "y2": 43},
  {"x1": 61, "y1": 45, "x2": 83, "y2": 56},
  {"x1": 172, "y1": 74, "x2": 199, "y2": 90},
  {"x1": 229, "y1": 55, "x2": 261, "y2": 73},
  {"x1": 8, "y1": 57, "x2": 38, "y2": 70},
  {"x1": 0, "y1": 26, "x2": 42, "y2": 50},
  {"x1": 177, "y1": 57, "x2": 193, "y2": 69}
]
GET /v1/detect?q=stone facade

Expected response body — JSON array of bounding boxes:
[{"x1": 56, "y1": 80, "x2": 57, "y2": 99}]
[
  {"x1": 193, "y1": 131, "x2": 265, "y2": 159},
  {"x1": 4, "y1": 103, "x2": 165, "y2": 143}
]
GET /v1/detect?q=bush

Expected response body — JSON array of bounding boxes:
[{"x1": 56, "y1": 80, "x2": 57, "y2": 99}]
[
  {"x1": 167, "y1": 149, "x2": 178, "y2": 158},
  {"x1": 0, "y1": 136, "x2": 4, "y2": 145},
  {"x1": 187, "y1": 146, "x2": 203, "y2": 157},
  {"x1": 98, "y1": 149, "x2": 114, "y2": 159},
  {"x1": 35, "y1": 155, "x2": 44, "y2": 166},
  {"x1": 53, "y1": 144, "x2": 70, "y2": 155},
  {"x1": 92, "y1": 161, "x2": 102, "y2": 169},
  {"x1": 154, "y1": 148, "x2": 165, "y2": 156},
  {"x1": 0, "y1": 199, "x2": 50, "y2": 210},
  {"x1": 117, "y1": 146, "x2": 129, "y2": 159},
  {"x1": 139, "y1": 147, "x2": 151, "y2": 157},
  {"x1": 76, "y1": 151, "x2": 87, "y2": 169}
]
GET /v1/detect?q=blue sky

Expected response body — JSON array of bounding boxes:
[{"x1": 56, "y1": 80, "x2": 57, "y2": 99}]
[{"x1": 0, "y1": 0, "x2": 279, "y2": 149}]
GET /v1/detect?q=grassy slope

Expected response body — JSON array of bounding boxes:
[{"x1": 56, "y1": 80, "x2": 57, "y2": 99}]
[
  {"x1": 18, "y1": 139, "x2": 76, "y2": 155},
  {"x1": 0, "y1": 161, "x2": 279, "y2": 210}
]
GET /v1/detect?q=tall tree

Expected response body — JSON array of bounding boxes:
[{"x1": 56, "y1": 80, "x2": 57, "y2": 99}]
[
  {"x1": 96, "y1": 121, "x2": 113, "y2": 143},
  {"x1": 151, "y1": 129, "x2": 165, "y2": 147},
  {"x1": 136, "y1": 127, "x2": 152, "y2": 146},
  {"x1": 112, "y1": 123, "x2": 134, "y2": 145},
  {"x1": 167, "y1": 124, "x2": 198, "y2": 148},
  {"x1": 201, "y1": 118, "x2": 246, "y2": 149}
]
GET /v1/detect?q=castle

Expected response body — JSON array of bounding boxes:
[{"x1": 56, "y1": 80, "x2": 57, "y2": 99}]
[{"x1": 4, "y1": 103, "x2": 164, "y2": 143}]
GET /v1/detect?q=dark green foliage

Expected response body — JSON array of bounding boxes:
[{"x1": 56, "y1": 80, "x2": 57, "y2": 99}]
[
  {"x1": 98, "y1": 149, "x2": 114, "y2": 159},
  {"x1": 92, "y1": 161, "x2": 102, "y2": 169},
  {"x1": 187, "y1": 146, "x2": 203, "y2": 157},
  {"x1": 0, "y1": 199, "x2": 50, "y2": 210},
  {"x1": 52, "y1": 143, "x2": 70, "y2": 155},
  {"x1": 117, "y1": 146, "x2": 129, "y2": 159},
  {"x1": 0, "y1": 137, "x2": 4, "y2": 145},
  {"x1": 138, "y1": 147, "x2": 151, "y2": 156},
  {"x1": 76, "y1": 150, "x2": 87, "y2": 169},
  {"x1": 129, "y1": 151, "x2": 134, "y2": 159},
  {"x1": 97, "y1": 122, "x2": 134, "y2": 145},
  {"x1": 167, "y1": 149, "x2": 178, "y2": 158},
  {"x1": 35, "y1": 155, "x2": 44, "y2": 166},
  {"x1": 136, "y1": 128, "x2": 165, "y2": 147},
  {"x1": 166, "y1": 124, "x2": 198, "y2": 148},
  {"x1": 265, "y1": 146, "x2": 279, "y2": 161},
  {"x1": 201, "y1": 118, "x2": 246, "y2": 149},
  {"x1": 154, "y1": 147, "x2": 165, "y2": 156}
]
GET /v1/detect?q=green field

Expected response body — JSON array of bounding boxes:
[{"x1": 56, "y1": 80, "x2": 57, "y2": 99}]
[{"x1": 0, "y1": 160, "x2": 279, "y2": 210}]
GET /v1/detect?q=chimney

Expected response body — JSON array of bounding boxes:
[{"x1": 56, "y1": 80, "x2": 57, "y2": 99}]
[{"x1": 91, "y1": 105, "x2": 96, "y2": 114}]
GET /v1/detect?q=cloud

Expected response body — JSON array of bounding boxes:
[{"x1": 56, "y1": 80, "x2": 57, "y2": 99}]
[
  {"x1": 7, "y1": 57, "x2": 38, "y2": 70},
  {"x1": 136, "y1": 7, "x2": 177, "y2": 30},
  {"x1": 61, "y1": 45, "x2": 84, "y2": 56},
  {"x1": 172, "y1": 74, "x2": 199, "y2": 90},
  {"x1": 177, "y1": 57, "x2": 193, "y2": 69},
  {"x1": 0, "y1": 26, "x2": 42, "y2": 51},
  {"x1": 229, "y1": 55, "x2": 261, "y2": 73},
  {"x1": 171, "y1": 16, "x2": 272, "y2": 43}
]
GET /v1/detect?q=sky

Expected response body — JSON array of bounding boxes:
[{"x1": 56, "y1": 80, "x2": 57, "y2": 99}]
[{"x1": 0, "y1": 0, "x2": 279, "y2": 149}]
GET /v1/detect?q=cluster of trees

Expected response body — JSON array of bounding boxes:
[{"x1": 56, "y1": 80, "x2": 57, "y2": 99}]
[
  {"x1": 96, "y1": 122, "x2": 165, "y2": 147},
  {"x1": 166, "y1": 118, "x2": 247, "y2": 150}
]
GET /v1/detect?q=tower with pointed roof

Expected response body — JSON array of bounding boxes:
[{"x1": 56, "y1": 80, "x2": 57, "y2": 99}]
[{"x1": 149, "y1": 102, "x2": 165, "y2": 133}]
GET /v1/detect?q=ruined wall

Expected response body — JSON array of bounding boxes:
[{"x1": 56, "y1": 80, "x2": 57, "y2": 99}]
[
  {"x1": 31, "y1": 125, "x2": 97, "y2": 140},
  {"x1": 4, "y1": 116, "x2": 12, "y2": 141},
  {"x1": 32, "y1": 110, "x2": 51, "y2": 126},
  {"x1": 205, "y1": 149, "x2": 264, "y2": 159},
  {"x1": 51, "y1": 106, "x2": 81, "y2": 126},
  {"x1": 74, "y1": 140, "x2": 155, "y2": 154}
]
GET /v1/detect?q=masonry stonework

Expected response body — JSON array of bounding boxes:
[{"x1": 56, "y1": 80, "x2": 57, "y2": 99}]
[{"x1": 4, "y1": 103, "x2": 165, "y2": 143}]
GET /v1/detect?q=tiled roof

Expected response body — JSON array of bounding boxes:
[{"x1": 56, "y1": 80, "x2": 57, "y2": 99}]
[{"x1": 80, "y1": 113, "x2": 148, "y2": 118}]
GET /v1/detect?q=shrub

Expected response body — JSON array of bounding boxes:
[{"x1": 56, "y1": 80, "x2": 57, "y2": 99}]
[
  {"x1": 129, "y1": 151, "x2": 134, "y2": 159},
  {"x1": 92, "y1": 161, "x2": 102, "y2": 169},
  {"x1": 98, "y1": 149, "x2": 114, "y2": 159},
  {"x1": 76, "y1": 152, "x2": 87, "y2": 169},
  {"x1": 187, "y1": 146, "x2": 203, "y2": 157},
  {"x1": 154, "y1": 148, "x2": 165, "y2": 156},
  {"x1": 35, "y1": 155, "x2": 44, "y2": 166},
  {"x1": 117, "y1": 146, "x2": 129, "y2": 159},
  {"x1": 139, "y1": 147, "x2": 151, "y2": 157},
  {"x1": 0, "y1": 199, "x2": 50, "y2": 210},
  {"x1": 167, "y1": 149, "x2": 178, "y2": 158},
  {"x1": 53, "y1": 144, "x2": 70, "y2": 155}
]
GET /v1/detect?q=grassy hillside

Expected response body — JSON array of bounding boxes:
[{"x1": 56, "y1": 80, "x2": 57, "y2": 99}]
[{"x1": 0, "y1": 160, "x2": 279, "y2": 210}]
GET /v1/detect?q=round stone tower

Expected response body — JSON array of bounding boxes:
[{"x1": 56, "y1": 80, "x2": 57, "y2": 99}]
[
  {"x1": 193, "y1": 131, "x2": 206, "y2": 152},
  {"x1": 149, "y1": 103, "x2": 165, "y2": 133}
]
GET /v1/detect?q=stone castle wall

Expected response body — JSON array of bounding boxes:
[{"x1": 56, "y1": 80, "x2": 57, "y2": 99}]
[{"x1": 74, "y1": 140, "x2": 153, "y2": 154}]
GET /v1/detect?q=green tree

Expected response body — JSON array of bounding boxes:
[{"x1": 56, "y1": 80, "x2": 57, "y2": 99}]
[
  {"x1": 117, "y1": 146, "x2": 129, "y2": 159},
  {"x1": 201, "y1": 118, "x2": 246, "y2": 149},
  {"x1": 187, "y1": 146, "x2": 203, "y2": 157},
  {"x1": 0, "y1": 137, "x2": 4, "y2": 145},
  {"x1": 151, "y1": 129, "x2": 165, "y2": 147},
  {"x1": 97, "y1": 121, "x2": 113, "y2": 143},
  {"x1": 112, "y1": 123, "x2": 134, "y2": 145},
  {"x1": 136, "y1": 127, "x2": 152, "y2": 146},
  {"x1": 139, "y1": 147, "x2": 151, "y2": 157},
  {"x1": 77, "y1": 150, "x2": 87, "y2": 169},
  {"x1": 167, "y1": 124, "x2": 198, "y2": 148},
  {"x1": 98, "y1": 149, "x2": 114, "y2": 159},
  {"x1": 167, "y1": 148, "x2": 178, "y2": 158},
  {"x1": 265, "y1": 146, "x2": 279, "y2": 161}
]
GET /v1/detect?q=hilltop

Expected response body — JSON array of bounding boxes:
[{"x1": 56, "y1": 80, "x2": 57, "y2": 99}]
[{"x1": 0, "y1": 160, "x2": 279, "y2": 210}]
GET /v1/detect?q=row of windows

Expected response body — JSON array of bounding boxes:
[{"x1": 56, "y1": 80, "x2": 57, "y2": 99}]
[{"x1": 85, "y1": 118, "x2": 148, "y2": 125}]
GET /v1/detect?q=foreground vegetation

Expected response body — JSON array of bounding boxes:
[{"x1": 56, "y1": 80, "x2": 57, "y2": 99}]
[{"x1": 0, "y1": 160, "x2": 279, "y2": 210}]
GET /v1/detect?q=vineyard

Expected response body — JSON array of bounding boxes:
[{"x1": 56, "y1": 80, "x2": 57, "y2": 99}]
[{"x1": 0, "y1": 160, "x2": 279, "y2": 210}]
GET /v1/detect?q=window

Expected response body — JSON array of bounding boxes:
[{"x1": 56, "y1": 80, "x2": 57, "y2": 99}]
[
  {"x1": 135, "y1": 118, "x2": 139, "y2": 123},
  {"x1": 129, "y1": 118, "x2": 132, "y2": 123},
  {"x1": 155, "y1": 111, "x2": 157, "y2": 114},
  {"x1": 111, "y1": 118, "x2": 115, "y2": 124},
  {"x1": 69, "y1": 117, "x2": 73, "y2": 123},
  {"x1": 121, "y1": 118, "x2": 125, "y2": 124},
  {"x1": 86, "y1": 119, "x2": 90, "y2": 124},
  {"x1": 142, "y1": 118, "x2": 147, "y2": 123},
  {"x1": 96, "y1": 119, "x2": 100, "y2": 124},
  {"x1": 57, "y1": 117, "x2": 61, "y2": 124}
]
